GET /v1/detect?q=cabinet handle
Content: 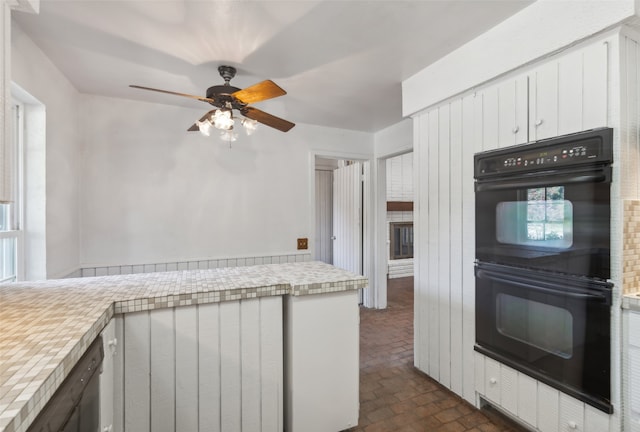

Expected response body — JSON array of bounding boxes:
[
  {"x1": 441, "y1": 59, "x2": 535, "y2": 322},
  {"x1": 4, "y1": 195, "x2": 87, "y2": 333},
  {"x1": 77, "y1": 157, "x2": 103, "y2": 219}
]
[
  {"x1": 489, "y1": 377, "x2": 497, "y2": 385},
  {"x1": 512, "y1": 126, "x2": 519, "y2": 134},
  {"x1": 535, "y1": 119, "x2": 544, "y2": 127},
  {"x1": 568, "y1": 421, "x2": 578, "y2": 429}
]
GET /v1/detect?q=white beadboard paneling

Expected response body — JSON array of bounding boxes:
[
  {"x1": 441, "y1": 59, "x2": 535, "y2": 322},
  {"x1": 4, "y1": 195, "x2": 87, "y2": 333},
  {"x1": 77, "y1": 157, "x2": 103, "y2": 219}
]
[
  {"x1": 150, "y1": 308, "x2": 175, "y2": 432},
  {"x1": 449, "y1": 98, "x2": 463, "y2": 397},
  {"x1": 198, "y1": 302, "x2": 221, "y2": 432},
  {"x1": 220, "y1": 301, "x2": 242, "y2": 431},
  {"x1": 517, "y1": 373, "x2": 537, "y2": 428},
  {"x1": 500, "y1": 366, "x2": 518, "y2": 416},
  {"x1": 560, "y1": 393, "x2": 584, "y2": 432},
  {"x1": 461, "y1": 93, "x2": 477, "y2": 404},
  {"x1": 538, "y1": 382, "x2": 560, "y2": 432},
  {"x1": 118, "y1": 298, "x2": 283, "y2": 432},
  {"x1": 530, "y1": 60, "x2": 559, "y2": 140},
  {"x1": 582, "y1": 41, "x2": 608, "y2": 130},
  {"x1": 485, "y1": 357, "x2": 501, "y2": 405},
  {"x1": 584, "y1": 404, "x2": 610, "y2": 432},
  {"x1": 558, "y1": 49, "x2": 584, "y2": 135},
  {"x1": 123, "y1": 311, "x2": 151, "y2": 432},
  {"x1": 175, "y1": 306, "x2": 198, "y2": 431},
  {"x1": 241, "y1": 300, "x2": 261, "y2": 431},
  {"x1": 482, "y1": 86, "x2": 500, "y2": 148},
  {"x1": 474, "y1": 351, "x2": 485, "y2": 396},
  {"x1": 260, "y1": 297, "x2": 284, "y2": 432},
  {"x1": 414, "y1": 112, "x2": 430, "y2": 372},
  {"x1": 100, "y1": 319, "x2": 116, "y2": 432},
  {"x1": 427, "y1": 108, "x2": 440, "y2": 380},
  {"x1": 113, "y1": 316, "x2": 124, "y2": 432},
  {"x1": 438, "y1": 104, "x2": 452, "y2": 388}
]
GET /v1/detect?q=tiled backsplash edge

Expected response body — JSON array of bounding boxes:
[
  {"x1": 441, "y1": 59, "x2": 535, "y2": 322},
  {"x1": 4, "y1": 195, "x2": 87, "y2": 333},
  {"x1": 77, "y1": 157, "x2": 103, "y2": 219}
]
[
  {"x1": 623, "y1": 200, "x2": 640, "y2": 295},
  {"x1": 65, "y1": 252, "x2": 312, "y2": 279}
]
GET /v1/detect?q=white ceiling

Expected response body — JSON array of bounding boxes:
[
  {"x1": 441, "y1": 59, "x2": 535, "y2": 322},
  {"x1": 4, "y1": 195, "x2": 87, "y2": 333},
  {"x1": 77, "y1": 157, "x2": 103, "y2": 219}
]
[{"x1": 13, "y1": 0, "x2": 532, "y2": 133}]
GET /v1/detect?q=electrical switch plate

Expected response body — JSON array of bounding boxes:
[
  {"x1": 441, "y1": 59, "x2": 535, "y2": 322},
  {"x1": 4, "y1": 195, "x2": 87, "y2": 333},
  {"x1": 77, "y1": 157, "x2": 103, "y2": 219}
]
[{"x1": 297, "y1": 238, "x2": 308, "y2": 250}]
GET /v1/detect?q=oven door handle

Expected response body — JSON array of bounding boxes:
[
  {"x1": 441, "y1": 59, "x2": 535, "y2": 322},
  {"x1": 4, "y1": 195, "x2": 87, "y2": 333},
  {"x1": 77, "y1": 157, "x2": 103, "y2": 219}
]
[
  {"x1": 478, "y1": 271, "x2": 610, "y2": 302},
  {"x1": 475, "y1": 171, "x2": 609, "y2": 192}
]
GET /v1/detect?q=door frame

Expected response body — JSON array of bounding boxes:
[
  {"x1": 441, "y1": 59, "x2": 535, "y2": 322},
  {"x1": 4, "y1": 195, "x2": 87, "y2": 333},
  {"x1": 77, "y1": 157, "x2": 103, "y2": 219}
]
[{"x1": 309, "y1": 151, "x2": 375, "y2": 307}]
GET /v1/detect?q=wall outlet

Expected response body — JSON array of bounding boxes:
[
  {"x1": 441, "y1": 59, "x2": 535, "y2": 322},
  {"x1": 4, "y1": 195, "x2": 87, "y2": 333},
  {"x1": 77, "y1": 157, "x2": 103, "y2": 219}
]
[{"x1": 297, "y1": 238, "x2": 308, "y2": 250}]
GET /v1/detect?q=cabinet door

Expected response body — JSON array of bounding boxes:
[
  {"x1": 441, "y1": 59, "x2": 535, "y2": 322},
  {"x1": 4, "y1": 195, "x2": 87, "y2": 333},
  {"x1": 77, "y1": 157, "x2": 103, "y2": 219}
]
[
  {"x1": 480, "y1": 75, "x2": 528, "y2": 150},
  {"x1": 498, "y1": 75, "x2": 528, "y2": 146},
  {"x1": 517, "y1": 373, "x2": 537, "y2": 428},
  {"x1": 530, "y1": 42, "x2": 608, "y2": 141},
  {"x1": 484, "y1": 357, "x2": 501, "y2": 404},
  {"x1": 100, "y1": 320, "x2": 116, "y2": 432},
  {"x1": 538, "y1": 382, "x2": 560, "y2": 432},
  {"x1": 529, "y1": 61, "x2": 559, "y2": 140},
  {"x1": 630, "y1": 312, "x2": 640, "y2": 432},
  {"x1": 559, "y1": 393, "x2": 584, "y2": 432}
]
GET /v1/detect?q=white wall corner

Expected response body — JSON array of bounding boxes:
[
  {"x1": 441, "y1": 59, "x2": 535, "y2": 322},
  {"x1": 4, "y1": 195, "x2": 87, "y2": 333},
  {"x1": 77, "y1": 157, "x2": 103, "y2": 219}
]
[
  {"x1": 374, "y1": 118, "x2": 413, "y2": 159},
  {"x1": 403, "y1": 0, "x2": 638, "y2": 117}
]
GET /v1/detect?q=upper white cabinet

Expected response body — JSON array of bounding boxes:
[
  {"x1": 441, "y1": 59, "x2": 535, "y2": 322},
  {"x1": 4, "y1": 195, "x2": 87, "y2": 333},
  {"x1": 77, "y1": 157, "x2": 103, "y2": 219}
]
[
  {"x1": 477, "y1": 40, "x2": 609, "y2": 150},
  {"x1": 479, "y1": 74, "x2": 528, "y2": 149},
  {"x1": 530, "y1": 41, "x2": 608, "y2": 141}
]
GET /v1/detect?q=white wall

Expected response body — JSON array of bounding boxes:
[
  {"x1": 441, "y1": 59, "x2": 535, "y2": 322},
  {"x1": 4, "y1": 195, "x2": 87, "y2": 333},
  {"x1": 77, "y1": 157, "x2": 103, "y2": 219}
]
[
  {"x1": 11, "y1": 21, "x2": 81, "y2": 279},
  {"x1": 79, "y1": 94, "x2": 373, "y2": 267},
  {"x1": 10, "y1": 17, "x2": 374, "y2": 273}
]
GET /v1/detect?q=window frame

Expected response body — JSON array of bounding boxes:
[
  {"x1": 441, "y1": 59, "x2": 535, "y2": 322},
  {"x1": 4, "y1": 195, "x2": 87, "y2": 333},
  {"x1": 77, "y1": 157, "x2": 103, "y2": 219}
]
[{"x1": 0, "y1": 101, "x2": 24, "y2": 282}]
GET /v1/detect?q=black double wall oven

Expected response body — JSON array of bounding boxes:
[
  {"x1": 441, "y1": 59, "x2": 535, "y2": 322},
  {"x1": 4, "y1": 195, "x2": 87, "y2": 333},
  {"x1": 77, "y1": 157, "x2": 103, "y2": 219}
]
[{"x1": 474, "y1": 128, "x2": 613, "y2": 414}]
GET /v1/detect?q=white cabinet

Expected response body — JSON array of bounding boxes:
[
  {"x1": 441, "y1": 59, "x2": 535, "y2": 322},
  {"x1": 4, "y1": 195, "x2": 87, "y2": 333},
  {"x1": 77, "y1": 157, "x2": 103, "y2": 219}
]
[
  {"x1": 100, "y1": 316, "x2": 123, "y2": 432},
  {"x1": 479, "y1": 74, "x2": 528, "y2": 149},
  {"x1": 476, "y1": 353, "x2": 610, "y2": 432},
  {"x1": 478, "y1": 40, "x2": 608, "y2": 151},
  {"x1": 529, "y1": 41, "x2": 608, "y2": 141},
  {"x1": 285, "y1": 290, "x2": 360, "y2": 432},
  {"x1": 626, "y1": 310, "x2": 640, "y2": 432}
]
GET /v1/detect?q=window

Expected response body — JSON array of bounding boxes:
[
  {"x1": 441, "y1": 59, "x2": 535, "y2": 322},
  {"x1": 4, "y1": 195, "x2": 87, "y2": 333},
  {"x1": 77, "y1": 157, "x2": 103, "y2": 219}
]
[
  {"x1": 390, "y1": 222, "x2": 413, "y2": 260},
  {"x1": 496, "y1": 186, "x2": 573, "y2": 249},
  {"x1": 0, "y1": 102, "x2": 23, "y2": 283}
]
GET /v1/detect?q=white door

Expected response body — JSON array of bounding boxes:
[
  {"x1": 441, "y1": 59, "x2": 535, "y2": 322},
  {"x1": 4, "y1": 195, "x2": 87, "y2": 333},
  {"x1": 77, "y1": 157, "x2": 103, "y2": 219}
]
[
  {"x1": 315, "y1": 170, "x2": 333, "y2": 264},
  {"x1": 332, "y1": 162, "x2": 362, "y2": 276}
]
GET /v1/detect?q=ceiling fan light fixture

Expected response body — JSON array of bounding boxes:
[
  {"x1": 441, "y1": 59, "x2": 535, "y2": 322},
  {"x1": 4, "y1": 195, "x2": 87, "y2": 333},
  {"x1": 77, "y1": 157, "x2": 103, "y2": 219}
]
[
  {"x1": 212, "y1": 109, "x2": 234, "y2": 130},
  {"x1": 220, "y1": 130, "x2": 238, "y2": 142},
  {"x1": 197, "y1": 119, "x2": 213, "y2": 136},
  {"x1": 242, "y1": 117, "x2": 258, "y2": 135}
]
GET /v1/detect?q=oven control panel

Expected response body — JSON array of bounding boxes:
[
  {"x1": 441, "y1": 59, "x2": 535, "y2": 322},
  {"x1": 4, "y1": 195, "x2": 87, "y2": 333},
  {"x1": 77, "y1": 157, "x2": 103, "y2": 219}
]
[{"x1": 475, "y1": 128, "x2": 613, "y2": 178}]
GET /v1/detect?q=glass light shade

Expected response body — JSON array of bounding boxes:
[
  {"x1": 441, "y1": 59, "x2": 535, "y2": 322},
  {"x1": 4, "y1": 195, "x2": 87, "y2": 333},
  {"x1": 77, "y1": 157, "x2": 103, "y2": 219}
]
[
  {"x1": 242, "y1": 118, "x2": 258, "y2": 135},
  {"x1": 197, "y1": 119, "x2": 212, "y2": 136},
  {"x1": 213, "y1": 109, "x2": 234, "y2": 130},
  {"x1": 220, "y1": 130, "x2": 238, "y2": 142}
]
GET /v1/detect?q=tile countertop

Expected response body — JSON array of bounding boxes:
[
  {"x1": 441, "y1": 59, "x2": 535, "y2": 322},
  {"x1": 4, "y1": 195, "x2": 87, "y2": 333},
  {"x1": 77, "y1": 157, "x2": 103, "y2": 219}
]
[
  {"x1": 0, "y1": 261, "x2": 367, "y2": 432},
  {"x1": 622, "y1": 292, "x2": 640, "y2": 312}
]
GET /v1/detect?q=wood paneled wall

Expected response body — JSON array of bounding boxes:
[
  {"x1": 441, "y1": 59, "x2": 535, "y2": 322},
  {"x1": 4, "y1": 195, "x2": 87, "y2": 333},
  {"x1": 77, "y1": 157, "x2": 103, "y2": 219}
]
[
  {"x1": 106, "y1": 296, "x2": 283, "y2": 432},
  {"x1": 413, "y1": 36, "x2": 610, "y2": 412}
]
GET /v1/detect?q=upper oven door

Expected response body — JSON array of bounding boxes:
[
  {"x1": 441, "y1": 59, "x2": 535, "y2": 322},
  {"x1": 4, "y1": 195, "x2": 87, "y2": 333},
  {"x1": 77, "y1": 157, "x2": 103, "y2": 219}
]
[{"x1": 475, "y1": 164, "x2": 611, "y2": 279}]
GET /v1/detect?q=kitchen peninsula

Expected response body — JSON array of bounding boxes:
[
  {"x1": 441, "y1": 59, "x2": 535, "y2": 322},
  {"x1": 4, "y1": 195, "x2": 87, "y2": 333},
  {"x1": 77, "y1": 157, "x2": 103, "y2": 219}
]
[{"x1": 0, "y1": 261, "x2": 367, "y2": 432}]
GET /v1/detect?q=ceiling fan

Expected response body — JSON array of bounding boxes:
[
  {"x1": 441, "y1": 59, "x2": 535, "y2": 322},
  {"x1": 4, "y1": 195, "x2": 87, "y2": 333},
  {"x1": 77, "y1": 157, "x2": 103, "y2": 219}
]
[{"x1": 130, "y1": 66, "x2": 295, "y2": 140}]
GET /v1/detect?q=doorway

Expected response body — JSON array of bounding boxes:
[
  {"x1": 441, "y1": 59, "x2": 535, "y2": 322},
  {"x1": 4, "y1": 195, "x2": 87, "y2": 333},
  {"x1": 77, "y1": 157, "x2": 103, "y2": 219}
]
[{"x1": 314, "y1": 156, "x2": 367, "y2": 303}]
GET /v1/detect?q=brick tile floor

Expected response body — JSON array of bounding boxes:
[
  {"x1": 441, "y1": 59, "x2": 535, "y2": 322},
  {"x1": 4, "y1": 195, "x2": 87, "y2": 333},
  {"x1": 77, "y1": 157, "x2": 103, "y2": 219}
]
[{"x1": 348, "y1": 277, "x2": 529, "y2": 432}]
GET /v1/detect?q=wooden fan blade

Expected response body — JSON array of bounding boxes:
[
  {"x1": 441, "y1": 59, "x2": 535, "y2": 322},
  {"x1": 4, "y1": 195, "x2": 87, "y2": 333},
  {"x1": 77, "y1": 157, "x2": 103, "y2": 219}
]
[
  {"x1": 130, "y1": 85, "x2": 216, "y2": 104},
  {"x1": 232, "y1": 80, "x2": 286, "y2": 104},
  {"x1": 187, "y1": 110, "x2": 216, "y2": 131},
  {"x1": 242, "y1": 106, "x2": 295, "y2": 132}
]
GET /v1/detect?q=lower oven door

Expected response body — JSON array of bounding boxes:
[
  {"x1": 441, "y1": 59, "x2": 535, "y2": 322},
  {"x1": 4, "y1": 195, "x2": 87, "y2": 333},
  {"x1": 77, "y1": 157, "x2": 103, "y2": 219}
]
[{"x1": 475, "y1": 262, "x2": 612, "y2": 413}]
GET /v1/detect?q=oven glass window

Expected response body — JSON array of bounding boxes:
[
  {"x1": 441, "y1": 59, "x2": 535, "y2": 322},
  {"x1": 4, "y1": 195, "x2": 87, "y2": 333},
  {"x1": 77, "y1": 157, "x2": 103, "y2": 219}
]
[
  {"x1": 496, "y1": 293, "x2": 573, "y2": 359},
  {"x1": 496, "y1": 186, "x2": 573, "y2": 248}
]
